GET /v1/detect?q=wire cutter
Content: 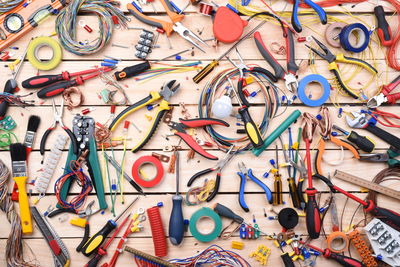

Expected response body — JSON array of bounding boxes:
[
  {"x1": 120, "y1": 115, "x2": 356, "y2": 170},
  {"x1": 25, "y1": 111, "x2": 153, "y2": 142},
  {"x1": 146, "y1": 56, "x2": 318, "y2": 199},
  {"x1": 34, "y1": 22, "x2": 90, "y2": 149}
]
[
  {"x1": 237, "y1": 162, "x2": 272, "y2": 212},
  {"x1": 292, "y1": 0, "x2": 327, "y2": 33},
  {"x1": 109, "y1": 80, "x2": 180, "y2": 152},
  {"x1": 359, "y1": 146, "x2": 400, "y2": 167},
  {"x1": 40, "y1": 98, "x2": 78, "y2": 158},
  {"x1": 367, "y1": 74, "x2": 400, "y2": 108},
  {"x1": 127, "y1": 0, "x2": 207, "y2": 52},
  {"x1": 169, "y1": 118, "x2": 229, "y2": 160},
  {"x1": 346, "y1": 111, "x2": 400, "y2": 150},
  {"x1": 254, "y1": 26, "x2": 298, "y2": 92},
  {"x1": 187, "y1": 146, "x2": 235, "y2": 201},
  {"x1": 306, "y1": 36, "x2": 378, "y2": 99}
]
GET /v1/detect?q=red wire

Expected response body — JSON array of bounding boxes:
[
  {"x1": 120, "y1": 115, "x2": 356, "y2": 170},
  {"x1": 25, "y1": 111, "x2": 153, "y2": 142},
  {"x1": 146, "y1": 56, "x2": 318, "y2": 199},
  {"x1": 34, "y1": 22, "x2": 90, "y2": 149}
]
[
  {"x1": 370, "y1": 109, "x2": 400, "y2": 128},
  {"x1": 147, "y1": 206, "x2": 167, "y2": 257},
  {"x1": 384, "y1": 0, "x2": 400, "y2": 70}
]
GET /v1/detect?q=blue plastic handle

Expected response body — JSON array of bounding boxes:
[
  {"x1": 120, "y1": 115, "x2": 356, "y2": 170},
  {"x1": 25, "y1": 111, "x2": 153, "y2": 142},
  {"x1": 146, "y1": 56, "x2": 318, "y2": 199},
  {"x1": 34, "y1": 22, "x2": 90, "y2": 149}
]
[
  {"x1": 237, "y1": 172, "x2": 249, "y2": 212},
  {"x1": 248, "y1": 169, "x2": 273, "y2": 203},
  {"x1": 291, "y1": 0, "x2": 301, "y2": 32},
  {"x1": 304, "y1": 0, "x2": 327, "y2": 24}
]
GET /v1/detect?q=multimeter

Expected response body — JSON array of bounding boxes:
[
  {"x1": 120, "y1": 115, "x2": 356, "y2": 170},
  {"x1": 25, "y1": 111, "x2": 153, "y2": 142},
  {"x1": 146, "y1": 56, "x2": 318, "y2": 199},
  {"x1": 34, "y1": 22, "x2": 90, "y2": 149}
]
[{"x1": 0, "y1": 0, "x2": 67, "y2": 51}]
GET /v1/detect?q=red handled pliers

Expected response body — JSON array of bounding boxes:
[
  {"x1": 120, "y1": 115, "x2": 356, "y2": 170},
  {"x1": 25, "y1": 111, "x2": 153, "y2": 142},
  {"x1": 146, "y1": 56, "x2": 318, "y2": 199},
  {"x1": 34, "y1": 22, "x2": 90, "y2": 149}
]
[
  {"x1": 168, "y1": 118, "x2": 229, "y2": 160},
  {"x1": 367, "y1": 74, "x2": 400, "y2": 108}
]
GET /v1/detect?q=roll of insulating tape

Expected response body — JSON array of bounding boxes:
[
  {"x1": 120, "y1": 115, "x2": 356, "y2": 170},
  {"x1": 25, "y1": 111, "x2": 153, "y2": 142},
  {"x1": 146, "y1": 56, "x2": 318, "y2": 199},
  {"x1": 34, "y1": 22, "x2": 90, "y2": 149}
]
[
  {"x1": 339, "y1": 23, "x2": 370, "y2": 53},
  {"x1": 327, "y1": 231, "x2": 349, "y2": 253},
  {"x1": 132, "y1": 156, "x2": 164, "y2": 188},
  {"x1": 325, "y1": 22, "x2": 346, "y2": 48},
  {"x1": 189, "y1": 207, "x2": 222, "y2": 242},
  {"x1": 297, "y1": 74, "x2": 330, "y2": 107},
  {"x1": 27, "y1": 37, "x2": 63, "y2": 71}
]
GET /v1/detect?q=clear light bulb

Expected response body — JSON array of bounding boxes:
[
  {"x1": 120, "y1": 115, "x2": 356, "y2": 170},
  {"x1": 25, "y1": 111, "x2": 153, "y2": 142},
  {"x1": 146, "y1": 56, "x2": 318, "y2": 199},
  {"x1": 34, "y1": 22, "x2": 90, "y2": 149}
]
[{"x1": 211, "y1": 95, "x2": 232, "y2": 119}]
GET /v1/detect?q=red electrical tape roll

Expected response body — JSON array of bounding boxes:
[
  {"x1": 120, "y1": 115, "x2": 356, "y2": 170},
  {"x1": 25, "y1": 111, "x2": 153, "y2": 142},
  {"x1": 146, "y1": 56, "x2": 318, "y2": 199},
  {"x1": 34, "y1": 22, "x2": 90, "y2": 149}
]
[
  {"x1": 132, "y1": 156, "x2": 164, "y2": 188},
  {"x1": 147, "y1": 206, "x2": 167, "y2": 257}
]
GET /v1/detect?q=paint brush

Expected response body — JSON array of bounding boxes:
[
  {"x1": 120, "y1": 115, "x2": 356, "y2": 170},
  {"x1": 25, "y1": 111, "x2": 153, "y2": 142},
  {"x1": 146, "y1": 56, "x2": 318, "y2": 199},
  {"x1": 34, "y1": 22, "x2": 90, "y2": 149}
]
[
  {"x1": 9, "y1": 143, "x2": 32, "y2": 234},
  {"x1": 24, "y1": 115, "x2": 40, "y2": 157}
]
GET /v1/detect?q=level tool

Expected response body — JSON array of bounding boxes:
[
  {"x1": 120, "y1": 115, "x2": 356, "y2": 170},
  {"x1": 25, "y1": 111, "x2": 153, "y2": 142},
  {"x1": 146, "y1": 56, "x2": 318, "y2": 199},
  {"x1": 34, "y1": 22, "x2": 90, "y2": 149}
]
[
  {"x1": 334, "y1": 170, "x2": 400, "y2": 201},
  {"x1": 31, "y1": 206, "x2": 70, "y2": 267},
  {"x1": 0, "y1": 0, "x2": 67, "y2": 51}
]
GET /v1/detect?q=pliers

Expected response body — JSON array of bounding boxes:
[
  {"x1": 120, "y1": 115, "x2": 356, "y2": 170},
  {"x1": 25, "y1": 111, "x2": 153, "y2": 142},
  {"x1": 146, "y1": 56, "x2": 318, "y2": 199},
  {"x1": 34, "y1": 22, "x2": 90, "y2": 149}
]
[
  {"x1": 237, "y1": 162, "x2": 272, "y2": 212},
  {"x1": 359, "y1": 146, "x2": 400, "y2": 167},
  {"x1": 288, "y1": 158, "x2": 307, "y2": 210},
  {"x1": 168, "y1": 118, "x2": 229, "y2": 160},
  {"x1": 254, "y1": 26, "x2": 298, "y2": 92},
  {"x1": 127, "y1": 0, "x2": 207, "y2": 52},
  {"x1": 40, "y1": 98, "x2": 78, "y2": 158},
  {"x1": 75, "y1": 200, "x2": 98, "y2": 252},
  {"x1": 187, "y1": 146, "x2": 235, "y2": 201},
  {"x1": 306, "y1": 36, "x2": 378, "y2": 99},
  {"x1": 109, "y1": 80, "x2": 180, "y2": 152},
  {"x1": 292, "y1": 0, "x2": 327, "y2": 33},
  {"x1": 367, "y1": 74, "x2": 400, "y2": 108},
  {"x1": 346, "y1": 111, "x2": 400, "y2": 150}
]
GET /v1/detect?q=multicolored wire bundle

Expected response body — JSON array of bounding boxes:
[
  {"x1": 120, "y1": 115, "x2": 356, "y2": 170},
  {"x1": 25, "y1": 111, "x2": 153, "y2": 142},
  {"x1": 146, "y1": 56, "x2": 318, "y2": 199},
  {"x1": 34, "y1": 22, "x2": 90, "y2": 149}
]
[
  {"x1": 198, "y1": 67, "x2": 283, "y2": 151},
  {"x1": 55, "y1": 0, "x2": 128, "y2": 55},
  {"x1": 0, "y1": 0, "x2": 23, "y2": 14},
  {"x1": 169, "y1": 245, "x2": 252, "y2": 266},
  {"x1": 54, "y1": 161, "x2": 93, "y2": 211},
  {"x1": 0, "y1": 92, "x2": 34, "y2": 107},
  {"x1": 0, "y1": 160, "x2": 39, "y2": 267}
]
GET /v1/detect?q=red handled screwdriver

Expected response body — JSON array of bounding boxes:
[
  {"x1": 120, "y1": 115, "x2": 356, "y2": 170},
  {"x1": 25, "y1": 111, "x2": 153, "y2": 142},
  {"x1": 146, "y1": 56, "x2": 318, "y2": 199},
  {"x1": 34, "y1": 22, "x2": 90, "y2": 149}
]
[
  {"x1": 300, "y1": 241, "x2": 365, "y2": 267},
  {"x1": 36, "y1": 68, "x2": 113, "y2": 99},
  {"x1": 22, "y1": 67, "x2": 112, "y2": 89},
  {"x1": 374, "y1": 5, "x2": 393, "y2": 47}
]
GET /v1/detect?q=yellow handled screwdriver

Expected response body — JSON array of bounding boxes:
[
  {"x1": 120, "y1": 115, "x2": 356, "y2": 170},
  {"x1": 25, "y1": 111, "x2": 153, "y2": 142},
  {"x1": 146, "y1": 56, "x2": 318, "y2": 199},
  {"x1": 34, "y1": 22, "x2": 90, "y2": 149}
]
[{"x1": 80, "y1": 196, "x2": 139, "y2": 256}]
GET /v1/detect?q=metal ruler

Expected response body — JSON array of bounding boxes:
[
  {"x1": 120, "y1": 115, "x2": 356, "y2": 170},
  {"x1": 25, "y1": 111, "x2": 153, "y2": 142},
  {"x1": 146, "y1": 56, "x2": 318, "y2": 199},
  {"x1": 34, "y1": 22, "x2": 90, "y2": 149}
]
[
  {"x1": 334, "y1": 170, "x2": 400, "y2": 201},
  {"x1": 31, "y1": 207, "x2": 70, "y2": 267}
]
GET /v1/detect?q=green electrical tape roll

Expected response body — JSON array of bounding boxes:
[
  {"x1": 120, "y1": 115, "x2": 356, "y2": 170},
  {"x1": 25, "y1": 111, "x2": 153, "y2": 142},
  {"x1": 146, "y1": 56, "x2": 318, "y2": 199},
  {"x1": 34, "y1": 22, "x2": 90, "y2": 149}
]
[
  {"x1": 190, "y1": 207, "x2": 222, "y2": 242},
  {"x1": 252, "y1": 109, "x2": 302, "y2": 157}
]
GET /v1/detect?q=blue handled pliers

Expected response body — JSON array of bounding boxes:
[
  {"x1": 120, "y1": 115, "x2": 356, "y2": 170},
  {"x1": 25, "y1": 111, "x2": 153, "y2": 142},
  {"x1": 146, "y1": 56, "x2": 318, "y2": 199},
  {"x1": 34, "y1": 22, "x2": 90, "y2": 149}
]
[
  {"x1": 237, "y1": 162, "x2": 273, "y2": 212},
  {"x1": 292, "y1": 0, "x2": 327, "y2": 33}
]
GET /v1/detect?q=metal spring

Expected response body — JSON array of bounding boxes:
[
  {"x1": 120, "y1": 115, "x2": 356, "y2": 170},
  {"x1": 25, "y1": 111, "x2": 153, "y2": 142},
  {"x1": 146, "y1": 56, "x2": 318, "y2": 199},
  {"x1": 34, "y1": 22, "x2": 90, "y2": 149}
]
[
  {"x1": 124, "y1": 246, "x2": 176, "y2": 267},
  {"x1": 35, "y1": 135, "x2": 68, "y2": 196}
]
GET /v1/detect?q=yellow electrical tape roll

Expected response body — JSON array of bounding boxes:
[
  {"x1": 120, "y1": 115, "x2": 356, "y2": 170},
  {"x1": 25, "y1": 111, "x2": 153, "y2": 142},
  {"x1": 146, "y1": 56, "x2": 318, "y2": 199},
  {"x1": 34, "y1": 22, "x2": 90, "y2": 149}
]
[{"x1": 27, "y1": 37, "x2": 62, "y2": 71}]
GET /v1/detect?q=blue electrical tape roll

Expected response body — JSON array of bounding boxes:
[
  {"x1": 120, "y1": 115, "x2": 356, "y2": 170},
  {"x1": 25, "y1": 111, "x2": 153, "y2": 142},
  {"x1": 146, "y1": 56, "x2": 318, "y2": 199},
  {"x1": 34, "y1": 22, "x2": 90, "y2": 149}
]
[
  {"x1": 297, "y1": 74, "x2": 330, "y2": 107},
  {"x1": 339, "y1": 23, "x2": 370, "y2": 53}
]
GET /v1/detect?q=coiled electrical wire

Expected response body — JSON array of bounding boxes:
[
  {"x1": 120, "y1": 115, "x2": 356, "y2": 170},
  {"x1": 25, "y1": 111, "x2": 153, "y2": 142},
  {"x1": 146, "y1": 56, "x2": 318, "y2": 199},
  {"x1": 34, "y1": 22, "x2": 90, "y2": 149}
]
[
  {"x1": 198, "y1": 67, "x2": 284, "y2": 152},
  {"x1": 0, "y1": 0, "x2": 23, "y2": 15},
  {"x1": 56, "y1": 0, "x2": 128, "y2": 55}
]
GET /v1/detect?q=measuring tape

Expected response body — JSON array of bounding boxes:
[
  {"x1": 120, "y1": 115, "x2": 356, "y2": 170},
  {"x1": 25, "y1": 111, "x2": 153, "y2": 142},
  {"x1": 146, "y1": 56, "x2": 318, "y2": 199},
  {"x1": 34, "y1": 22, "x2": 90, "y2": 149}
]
[
  {"x1": 334, "y1": 170, "x2": 400, "y2": 201},
  {"x1": 339, "y1": 23, "x2": 370, "y2": 53},
  {"x1": 297, "y1": 74, "x2": 330, "y2": 107},
  {"x1": 27, "y1": 36, "x2": 62, "y2": 70},
  {"x1": 0, "y1": 0, "x2": 67, "y2": 51},
  {"x1": 131, "y1": 156, "x2": 164, "y2": 188},
  {"x1": 189, "y1": 207, "x2": 222, "y2": 242},
  {"x1": 327, "y1": 231, "x2": 349, "y2": 253}
]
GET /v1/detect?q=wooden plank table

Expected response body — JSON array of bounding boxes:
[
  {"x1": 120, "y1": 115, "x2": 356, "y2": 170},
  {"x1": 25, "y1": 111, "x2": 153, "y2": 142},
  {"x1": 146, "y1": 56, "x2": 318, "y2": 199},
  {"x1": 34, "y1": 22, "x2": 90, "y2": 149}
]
[{"x1": 1, "y1": 0, "x2": 399, "y2": 266}]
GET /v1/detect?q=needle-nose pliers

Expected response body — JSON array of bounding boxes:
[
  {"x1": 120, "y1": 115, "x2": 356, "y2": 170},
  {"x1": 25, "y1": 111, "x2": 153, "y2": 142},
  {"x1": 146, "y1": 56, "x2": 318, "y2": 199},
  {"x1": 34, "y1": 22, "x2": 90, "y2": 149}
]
[
  {"x1": 187, "y1": 146, "x2": 235, "y2": 201},
  {"x1": 237, "y1": 162, "x2": 272, "y2": 212}
]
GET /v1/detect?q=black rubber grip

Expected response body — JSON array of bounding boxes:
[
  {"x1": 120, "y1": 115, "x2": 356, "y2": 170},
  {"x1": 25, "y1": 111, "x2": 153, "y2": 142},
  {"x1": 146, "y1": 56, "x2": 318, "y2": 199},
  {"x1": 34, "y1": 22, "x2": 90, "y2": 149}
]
[
  {"x1": 22, "y1": 74, "x2": 64, "y2": 89},
  {"x1": 251, "y1": 66, "x2": 278, "y2": 82},
  {"x1": 281, "y1": 253, "x2": 295, "y2": 267},
  {"x1": 76, "y1": 224, "x2": 90, "y2": 252},
  {"x1": 37, "y1": 80, "x2": 77, "y2": 98},
  {"x1": 305, "y1": 189, "x2": 321, "y2": 239},
  {"x1": 374, "y1": 6, "x2": 392, "y2": 45},
  {"x1": 365, "y1": 124, "x2": 400, "y2": 150},
  {"x1": 368, "y1": 201, "x2": 400, "y2": 230},
  {"x1": 206, "y1": 173, "x2": 220, "y2": 202},
  {"x1": 238, "y1": 106, "x2": 264, "y2": 149},
  {"x1": 213, "y1": 203, "x2": 244, "y2": 224},
  {"x1": 187, "y1": 168, "x2": 213, "y2": 186},
  {"x1": 85, "y1": 254, "x2": 102, "y2": 267},
  {"x1": 114, "y1": 61, "x2": 151, "y2": 81},
  {"x1": 347, "y1": 131, "x2": 375, "y2": 153},
  {"x1": 0, "y1": 79, "x2": 17, "y2": 120},
  {"x1": 286, "y1": 28, "x2": 299, "y2": 74}
]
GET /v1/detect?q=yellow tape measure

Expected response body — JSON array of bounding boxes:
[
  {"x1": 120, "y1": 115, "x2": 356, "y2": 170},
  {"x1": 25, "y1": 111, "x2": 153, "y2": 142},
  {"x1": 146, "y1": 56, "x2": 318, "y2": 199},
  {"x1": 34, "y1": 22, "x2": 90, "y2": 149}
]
[{"x1": 27, "y1": 36, "x2": 62, "y2": 71}]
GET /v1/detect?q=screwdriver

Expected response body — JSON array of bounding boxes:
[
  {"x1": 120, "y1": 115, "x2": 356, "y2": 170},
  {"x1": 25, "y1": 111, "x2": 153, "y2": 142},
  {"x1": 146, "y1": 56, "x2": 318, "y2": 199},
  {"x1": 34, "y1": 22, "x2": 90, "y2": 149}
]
[
  {"x1": 316, "y1": 173, "x2": 400, "y2": 230},
  {"x1": 273, "y1": 145, "x2": 283, "y2": 205},
  {"x1": 332, "y1": 125, "x2": 375, "y2": 153},
  {"x1": 300, "y1": 241, "x2": 364, "y2": 267},
  {"x1": 228, "y1": 78, "x2": 264, "y2": 149},
  {"x1": 193, "y1": 19, "x2": 267, "y2": 84},
  {"x1": 22, "y1": 67, "x2": 112, "y2": 89},
  {"x1": 36, "y1": 67, "x2": 114, "y2": 99},
  {"x1": 374, "y1": 5, "x2": 393, "y2": 47},
  {"x1": 0, "y1": 41, "x2": 29, "y2": 120},
  {"x1": 168, "y1": 150, "x2": 184, "y2": 245},
  {"x1": 80, "y1": 196, "x2": 139, "y2": 256}
]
